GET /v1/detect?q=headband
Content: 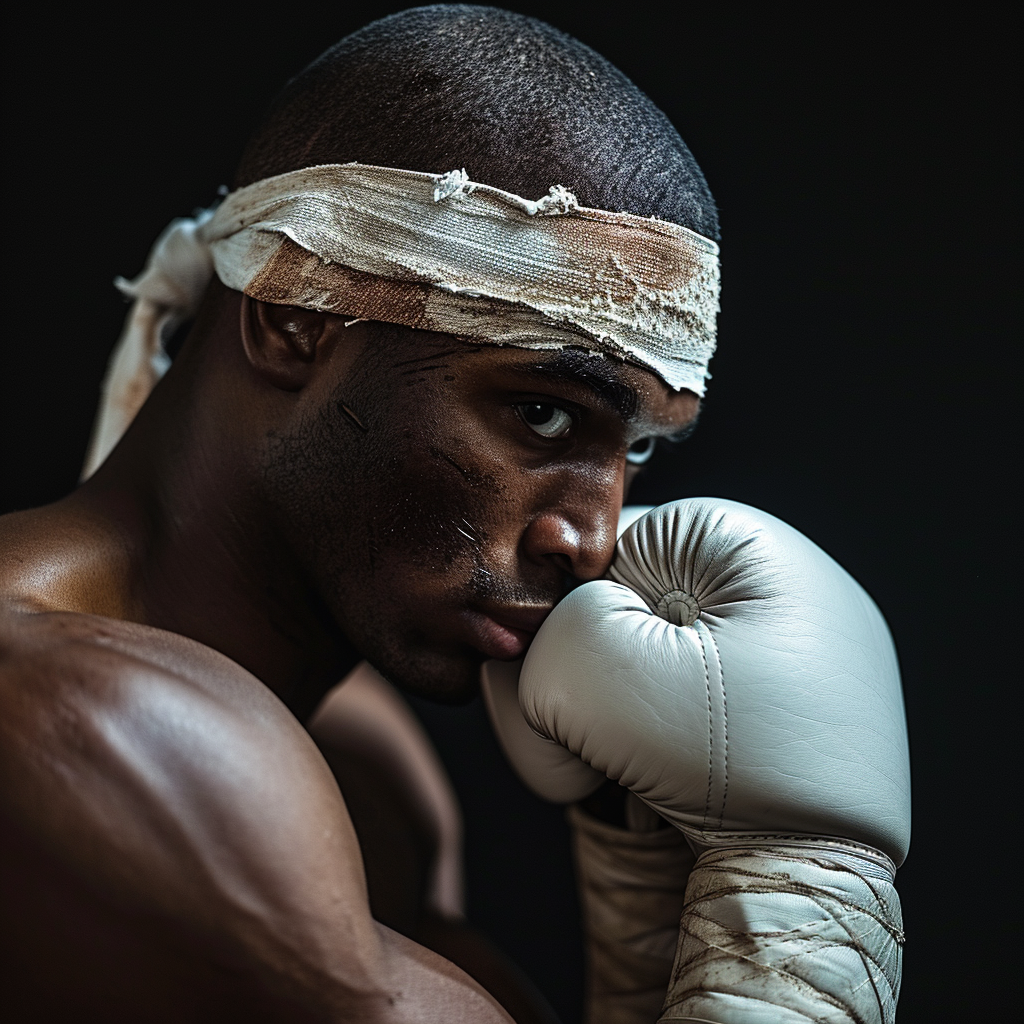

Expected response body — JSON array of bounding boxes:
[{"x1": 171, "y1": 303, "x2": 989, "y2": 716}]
[{"x1": 82, "y1": 163, "x2": 720, "y2": 479}]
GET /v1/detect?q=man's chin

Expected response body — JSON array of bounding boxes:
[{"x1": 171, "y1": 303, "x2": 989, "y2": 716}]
[{"x1": 368, "y1": 650, "x2": 483, "y2": 706}]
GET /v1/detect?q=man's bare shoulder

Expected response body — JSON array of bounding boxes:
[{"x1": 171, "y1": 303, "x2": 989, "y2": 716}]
[
  {"x1": 0, "y1": 605, "x2": 510, "y2": 1021},
  {"x1": 1, "y1": 604, "x2": 375, "y2": 995},
  {"x1": 0, "y1": 601, "x2": 315, "y2": 770},
  {"x1": 0, "y1": 602, "x2": 348, "y2": 866}
]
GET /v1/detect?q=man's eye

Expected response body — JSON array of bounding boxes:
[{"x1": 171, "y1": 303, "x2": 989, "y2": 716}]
[
  {"x1": 517, "y1": 403, "x2": 573, "y2": 439},
  {"x1": 626, "y1": 437, "x2": 656, "y2": 465}
]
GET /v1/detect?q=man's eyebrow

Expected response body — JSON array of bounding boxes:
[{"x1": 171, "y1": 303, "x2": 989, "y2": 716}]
[{"x1": 517, "y1": 349, "x2": 640, "y2": 421}]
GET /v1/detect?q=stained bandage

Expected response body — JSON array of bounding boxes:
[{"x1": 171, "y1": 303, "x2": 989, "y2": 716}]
[
  {"x1": 82, "y1": 163, "x2": 720, "y2": 479},
  {"x1": 663, "y1": 841, "x2": 904, "y2": 1023}
]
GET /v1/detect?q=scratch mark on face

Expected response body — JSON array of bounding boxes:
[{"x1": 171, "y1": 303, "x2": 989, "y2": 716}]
[
  {"x1": 337, "y1": 401, "x2": 368, "y2": 433},
  {"x1": 457, "y1": 517, "x2": 482, "y2": 543},
  {"x1": 392, "y1": 348, "x2": 467, "y2": 367},
  {"x1": 456, "y1": 516, "x2": 483, "y2": 548},
  {"x1": 400, "y1": 364, "x2": 449, "y2": 376},
  {"x1": 431, "y1": 446, "x2": 473, "y2": 481}
]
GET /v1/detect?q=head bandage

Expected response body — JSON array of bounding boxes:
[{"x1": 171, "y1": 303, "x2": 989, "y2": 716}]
[{"x1": 82, "y1": 163, "x2": 720, "y2": 479}]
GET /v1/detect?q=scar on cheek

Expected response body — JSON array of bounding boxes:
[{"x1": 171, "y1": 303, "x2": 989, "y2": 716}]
[
  {"x1": 430, "y1": 446, "x2": 474, "y2": 481},
  {"x1": 400, "y1": 364, "x2": 450, "y2": 377},
  {"x1": 391, "y1": 346, "x2": 476, "y2": 370},
  {"x1": 429, "y1": 445, "x2": 500, "y2": 491},
  {"x1": 453, "y1": 516, "x2": 485, "y2": 545},
  {"x1": 337, "y1": 401, "x2": 368, "y2": 433}
]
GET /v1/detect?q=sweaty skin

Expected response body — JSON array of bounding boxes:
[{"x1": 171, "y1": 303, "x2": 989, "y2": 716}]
[{"x1": 0, "y1": 284, "x2": 698, "y2": 1021}]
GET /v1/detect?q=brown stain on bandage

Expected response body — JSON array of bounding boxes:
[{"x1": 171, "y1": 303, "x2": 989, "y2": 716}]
[
  {"x1": 245, "y1": 237, "x2": 433, "y2": 326},
  {"x1": 553, "y1": 212, "x2": 708, "y2": 300},
  {"x1": 243, "y1": 229, "x2": 703, "y2": 332},
  {"x1": 242, "y1": 238, "x2": 578, "y2": 356}
]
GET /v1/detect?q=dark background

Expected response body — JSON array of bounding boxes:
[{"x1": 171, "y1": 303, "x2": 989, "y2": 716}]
[{"x1": 2, "y1": 3, "x2": 1017, "y2": 1020}]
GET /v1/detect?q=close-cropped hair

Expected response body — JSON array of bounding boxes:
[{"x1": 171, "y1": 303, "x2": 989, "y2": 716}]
[{"x1": 235, "y1": 4, "x2": 719, "y2": 239}]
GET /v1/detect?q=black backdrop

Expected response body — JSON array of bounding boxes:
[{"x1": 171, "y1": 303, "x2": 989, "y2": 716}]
[{"x1": 2, "y1": 4, "x2": 1017, "y2": 1021}]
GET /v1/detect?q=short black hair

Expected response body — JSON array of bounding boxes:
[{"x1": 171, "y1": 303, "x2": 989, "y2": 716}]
[{"x1": 235, "y1": 5, "x2": 718, "y2": 239}]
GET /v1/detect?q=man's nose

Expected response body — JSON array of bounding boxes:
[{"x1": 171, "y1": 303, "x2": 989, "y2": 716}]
[{"x1": 521, "y1": 482, "x2": 622, "y2": 582}]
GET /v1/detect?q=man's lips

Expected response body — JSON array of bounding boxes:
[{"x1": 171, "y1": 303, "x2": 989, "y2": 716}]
[{"x1": 461, "y1": 603, "x2": 555, "y2": 660}]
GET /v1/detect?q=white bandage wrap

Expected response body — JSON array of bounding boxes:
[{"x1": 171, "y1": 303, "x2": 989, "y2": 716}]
[
  {"x1": 204, "y1": 164, "x2": 720, "y2": 395},
  {"x1": 568, "y1": 805, "x2": 697, "y2": 1024},
  {"x1": 661, "y1": 840, "x2": 904, "y2": 1024},
  {"x1": 81, "y1": 211, "x2": 214, "y2": 479},
  {"x1": 83, "y1": 164, "x2": 719, "y2": 479}
]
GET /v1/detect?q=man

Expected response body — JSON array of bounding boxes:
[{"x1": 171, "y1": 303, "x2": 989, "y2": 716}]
[{"x1": 1, "y1": 6, "x2": 908, "y2": 1022}]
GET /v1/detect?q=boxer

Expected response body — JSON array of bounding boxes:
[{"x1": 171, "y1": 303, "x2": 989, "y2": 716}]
[{"x1": 0, "y1": 6, "x2": 908, "y2": 1023}]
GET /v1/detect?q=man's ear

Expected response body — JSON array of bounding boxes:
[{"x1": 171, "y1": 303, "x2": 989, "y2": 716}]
[{"x1": 239, "y1": 297, "x2": 341, "y2": 391}]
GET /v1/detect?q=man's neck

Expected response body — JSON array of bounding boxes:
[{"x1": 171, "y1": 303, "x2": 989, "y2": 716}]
[{"x1": 3, "y1": 399, "x2": 360, "y2": 722}]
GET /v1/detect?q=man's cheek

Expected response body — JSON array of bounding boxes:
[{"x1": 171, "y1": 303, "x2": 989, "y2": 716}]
[{"x1": 369, "y1": 443, "x2": 502, "y2": 573}]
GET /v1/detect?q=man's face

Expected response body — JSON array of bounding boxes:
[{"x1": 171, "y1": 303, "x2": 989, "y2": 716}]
[{"x1": 263, "y1": 326, "x2": 699, "y2": 702}]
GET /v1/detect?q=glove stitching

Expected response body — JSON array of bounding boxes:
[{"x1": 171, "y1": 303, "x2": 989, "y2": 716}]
[
  {"x1": 698, "y1": 623, "x2": 714, "y2": 833},
  {"x1": 709, "y1": 627, "x2": 728, "y2": 831},
  {"x1": 694, "y1": 619, "x2": 728, "y2": 833}
]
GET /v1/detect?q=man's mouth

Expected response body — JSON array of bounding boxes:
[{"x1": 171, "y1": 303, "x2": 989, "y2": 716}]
[{"x1": 461, "y1": 602, "x2": 555, "y2": 660}]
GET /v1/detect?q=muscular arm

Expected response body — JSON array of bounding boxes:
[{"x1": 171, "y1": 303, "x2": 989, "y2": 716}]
[
  {"x1": 0, "y1": 609, "x2": 511, "y2": 1023},
  {"x1": 309, "y1": 665, "x2": 560, "y2": 1024},
  {"x1": 308, "y1": 663, "x2": 465, "y2": 930}
]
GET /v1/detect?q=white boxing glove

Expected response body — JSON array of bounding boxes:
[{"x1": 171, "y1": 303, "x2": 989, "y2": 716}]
[{"x1": 484, "y1": 499, "x2": 910, "y2": 1024}]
